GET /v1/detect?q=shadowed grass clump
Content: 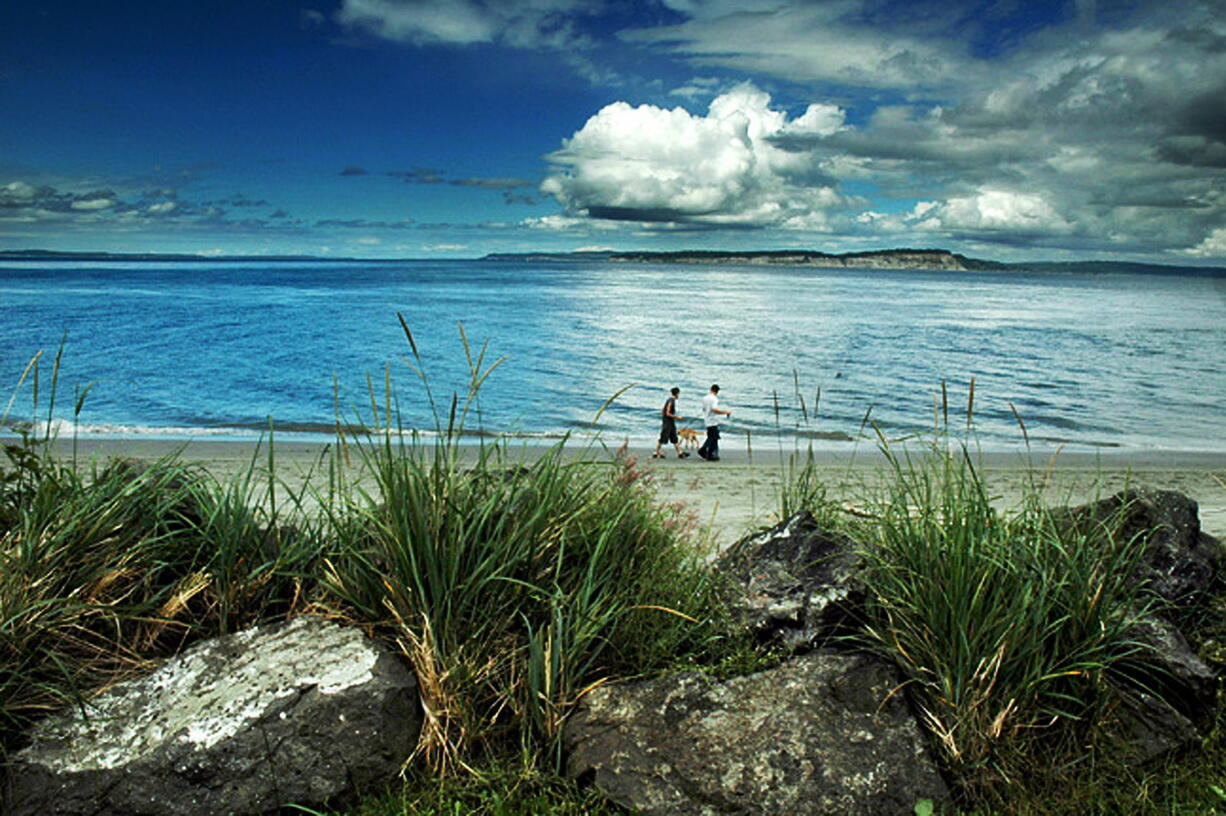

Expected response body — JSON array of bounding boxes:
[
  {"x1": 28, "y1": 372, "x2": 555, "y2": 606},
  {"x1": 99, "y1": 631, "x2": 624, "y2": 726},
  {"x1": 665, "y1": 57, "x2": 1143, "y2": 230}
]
[
  {"x1": 290, "y1": 762, "x2": 625, "y2": 815},
  {"x1": 315, "y1": 319, "x2": 726, "y2": 773},
  {"x1": 856, "y1": 438, "x2": 1155, "y2": 785}
]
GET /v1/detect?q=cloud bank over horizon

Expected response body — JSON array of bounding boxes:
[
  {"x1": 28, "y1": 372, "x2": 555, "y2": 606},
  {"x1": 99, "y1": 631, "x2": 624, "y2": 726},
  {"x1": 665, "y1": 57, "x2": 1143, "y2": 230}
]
[{"x1": 2, "y1": 0, "x2": 1224, "y2": 261}]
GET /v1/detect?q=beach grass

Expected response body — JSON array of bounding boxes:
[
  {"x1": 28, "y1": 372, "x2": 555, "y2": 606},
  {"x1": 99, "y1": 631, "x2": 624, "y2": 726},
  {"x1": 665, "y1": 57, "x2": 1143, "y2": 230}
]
[
  {"x1": 305, "y1": 320, "x2": 731, "y2": 773},
  {"x1": 0, "y1": 436, "x2": 318, "y2": 748},
  {"x1": 856, "y1": 434, "x2": 1154, "y2": 788},
  {"x1": 768, "y1": 380, "x2": 1225, "y2": 810},
  {"x1": 313, "y1": 431, "x2": 728, "y2": 773}
]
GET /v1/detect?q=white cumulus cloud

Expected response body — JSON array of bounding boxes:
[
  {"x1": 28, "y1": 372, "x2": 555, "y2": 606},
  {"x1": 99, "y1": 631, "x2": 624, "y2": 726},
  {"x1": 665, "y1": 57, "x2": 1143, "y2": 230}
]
[
  {"x1": 541, "y1": 83, "x2": 849, "y2": 227},
  {"x1": 1184, "y1": 228, "x2": 1226, "y2": 259},
  {"x1": 912, "y1": 189, "x2": 1072, "y2": 233}
]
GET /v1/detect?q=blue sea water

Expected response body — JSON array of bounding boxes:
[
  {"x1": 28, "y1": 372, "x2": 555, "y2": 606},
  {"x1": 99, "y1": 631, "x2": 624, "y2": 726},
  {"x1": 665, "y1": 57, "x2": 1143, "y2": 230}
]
[{"x1": 1, "y1": 258, "x2": 1224, "y2": 452}]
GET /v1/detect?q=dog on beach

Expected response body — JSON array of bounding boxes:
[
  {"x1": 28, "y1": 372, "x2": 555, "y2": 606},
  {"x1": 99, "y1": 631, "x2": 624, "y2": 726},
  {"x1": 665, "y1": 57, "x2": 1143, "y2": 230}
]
[{"x1": 677, "y1": 427, "x2": 701, "y2": 451}]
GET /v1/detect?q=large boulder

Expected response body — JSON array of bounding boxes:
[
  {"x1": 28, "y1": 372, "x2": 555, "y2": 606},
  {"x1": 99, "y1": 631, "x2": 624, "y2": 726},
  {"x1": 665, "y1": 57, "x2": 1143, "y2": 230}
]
[
  {"x1": 716, "y1": 511, "x2": 866, "y2": 650},
  {"x1": 1059, "y1": 488, "x2": 1225, "y2": 608},
  {"x1": 5, "y1": 616, "x2": 421, "y2": 816},
  {"x1": 1028, "y1": 488, "x2": 1225, "y2": 764},
  {"x1": 564, "y1": 651, "x2": 948, "y2": 815}
]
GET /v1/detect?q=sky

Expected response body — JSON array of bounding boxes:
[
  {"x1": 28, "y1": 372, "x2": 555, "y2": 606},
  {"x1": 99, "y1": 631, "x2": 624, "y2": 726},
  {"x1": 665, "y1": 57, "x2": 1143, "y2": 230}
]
[{"x1": 2, "y1": 0, "x2": 1225, "y2": 263}]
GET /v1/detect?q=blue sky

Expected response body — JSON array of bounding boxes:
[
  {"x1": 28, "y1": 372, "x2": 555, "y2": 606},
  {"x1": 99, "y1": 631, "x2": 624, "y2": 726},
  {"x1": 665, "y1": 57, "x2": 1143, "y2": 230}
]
[{"x1": 2, "y1": 0, "x2": 1224, "y2": 262}]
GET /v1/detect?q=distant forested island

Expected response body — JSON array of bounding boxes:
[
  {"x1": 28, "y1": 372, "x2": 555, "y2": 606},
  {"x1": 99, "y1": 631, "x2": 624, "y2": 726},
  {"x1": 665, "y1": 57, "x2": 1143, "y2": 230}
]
[
  {"x1": 484, "y1": 248, "x2": 1225, "y2": 276},
  {"x1": 477, "y1": 248, "x2": 992, "y2": 269},
  {"x1": 3, "y1": 248, "x2": 1222, "y2": 275},
  {"x1": 609, "y1": 248, "x2": 1001, "y2": 271}
]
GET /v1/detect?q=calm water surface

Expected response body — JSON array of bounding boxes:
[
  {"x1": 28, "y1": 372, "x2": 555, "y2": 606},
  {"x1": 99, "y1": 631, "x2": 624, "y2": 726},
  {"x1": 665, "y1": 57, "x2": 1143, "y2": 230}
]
[{"x1": 2, "y1": 259, "x2": 1224, "y2": 452}]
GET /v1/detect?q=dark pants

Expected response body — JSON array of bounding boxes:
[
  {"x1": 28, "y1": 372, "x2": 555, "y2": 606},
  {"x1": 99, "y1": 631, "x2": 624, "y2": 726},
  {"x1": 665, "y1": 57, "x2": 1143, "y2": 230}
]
[
  {"x1": 658, "y1": 418, "x2": 677, "y2": 445},
  {"x1": 699, "y1": 425, "x2": 720, "y2": 459}
]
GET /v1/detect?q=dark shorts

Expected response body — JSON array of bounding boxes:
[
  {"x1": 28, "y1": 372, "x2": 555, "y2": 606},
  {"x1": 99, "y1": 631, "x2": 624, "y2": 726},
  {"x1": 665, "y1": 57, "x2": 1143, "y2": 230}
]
[{"x1": 659, "y1": 419, "x2": 677, "y2": 445}]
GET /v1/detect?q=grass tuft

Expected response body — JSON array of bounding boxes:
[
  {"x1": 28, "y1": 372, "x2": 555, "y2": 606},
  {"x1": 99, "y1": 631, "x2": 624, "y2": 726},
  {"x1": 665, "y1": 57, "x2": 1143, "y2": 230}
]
[
  {"x1": 305, "y1": 322, "x2": 727, "y2": 773},
  {"x1": 776, "y1": 422, "x2": 1185, "y2": 805}
]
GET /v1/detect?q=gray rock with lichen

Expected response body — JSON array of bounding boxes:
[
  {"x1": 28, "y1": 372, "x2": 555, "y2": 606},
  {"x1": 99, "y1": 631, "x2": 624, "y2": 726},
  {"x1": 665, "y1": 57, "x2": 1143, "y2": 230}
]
[
  {"x1": 1103, "y1": 614, "x2": 1222, "y2": 763},
  {"x1": 564, "y1": 651, "x2": 948, "y2": 815},
  {"x1": 1129, "y1": 616, "x2": 1220, "y2": 717},
  {"x1": 1058, "y1": 488, "x2": 1225, "y2": 608},
  {"x1": 716, "y1": 511, "x2": 867, "y2": 650},
  {"x1": 5, "y1": 616, "x2": 420, "y2": 816}
]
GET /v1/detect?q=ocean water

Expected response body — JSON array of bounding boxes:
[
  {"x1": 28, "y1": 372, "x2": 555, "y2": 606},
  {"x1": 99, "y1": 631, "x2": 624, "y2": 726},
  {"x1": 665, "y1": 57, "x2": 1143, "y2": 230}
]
[{"x1": 1, "y1": 259, "x2": 1224, "y2": 452}]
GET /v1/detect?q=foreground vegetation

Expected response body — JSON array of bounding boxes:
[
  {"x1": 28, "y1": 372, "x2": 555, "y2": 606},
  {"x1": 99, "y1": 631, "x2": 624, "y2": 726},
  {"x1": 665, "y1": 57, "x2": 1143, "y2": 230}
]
[
  {"x1": 2, "y1": 343, "x2": 1223, "y2": 814},
  {"x1": 784, "y1": 437, "x2": 1226, "y2": 815}
]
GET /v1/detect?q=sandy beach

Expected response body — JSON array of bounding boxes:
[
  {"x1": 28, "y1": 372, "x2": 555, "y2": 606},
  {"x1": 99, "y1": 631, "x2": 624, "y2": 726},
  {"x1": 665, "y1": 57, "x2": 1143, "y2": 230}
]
[
  {"x1": 39, "y1": 437, "x2": 1226, "y2": 548},
  {"x1": 645, "y1": 445, "x2": 1226, "y2": 546}
]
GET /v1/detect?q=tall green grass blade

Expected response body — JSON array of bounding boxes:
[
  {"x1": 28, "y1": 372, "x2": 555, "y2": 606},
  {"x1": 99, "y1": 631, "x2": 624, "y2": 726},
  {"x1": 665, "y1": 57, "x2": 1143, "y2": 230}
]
[
  {"x1": 398, "y1": 311, "x2": 421, "y2": 361},
  {"x1": 591, "y1": 383, "x2": 636, "y2": 426},
  {"x1": 3, "y1": 350, "x2": 44, "y2": 427}
]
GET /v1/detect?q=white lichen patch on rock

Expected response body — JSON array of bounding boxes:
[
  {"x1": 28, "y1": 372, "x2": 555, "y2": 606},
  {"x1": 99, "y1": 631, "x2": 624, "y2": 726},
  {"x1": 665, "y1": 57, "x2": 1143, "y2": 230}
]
[{"x1": 24, "y1": 617, "x2": 381, "y2": 772}]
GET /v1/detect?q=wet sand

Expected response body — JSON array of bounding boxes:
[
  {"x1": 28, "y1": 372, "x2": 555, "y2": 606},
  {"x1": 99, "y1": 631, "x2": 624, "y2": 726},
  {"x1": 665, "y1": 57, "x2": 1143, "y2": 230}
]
[{"x1": 41, "y1": 437, "x2": 1226, "y2": 548}]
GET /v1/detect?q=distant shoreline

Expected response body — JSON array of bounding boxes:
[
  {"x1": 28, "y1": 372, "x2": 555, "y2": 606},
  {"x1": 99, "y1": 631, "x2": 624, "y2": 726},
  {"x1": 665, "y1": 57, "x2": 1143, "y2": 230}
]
[
  {"x1": 3, "y1": 248, "x2": 1223, "y2": 275},
  {"x1": 0, "y1": 249, "x2": 392, "y2": 263}
]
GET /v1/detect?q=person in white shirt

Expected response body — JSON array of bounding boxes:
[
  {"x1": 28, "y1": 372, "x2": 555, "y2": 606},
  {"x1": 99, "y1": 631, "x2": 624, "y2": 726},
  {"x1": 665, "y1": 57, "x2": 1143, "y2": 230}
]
[{"x1": 697, "y1": 384, "x2": 731, "y2": 461}]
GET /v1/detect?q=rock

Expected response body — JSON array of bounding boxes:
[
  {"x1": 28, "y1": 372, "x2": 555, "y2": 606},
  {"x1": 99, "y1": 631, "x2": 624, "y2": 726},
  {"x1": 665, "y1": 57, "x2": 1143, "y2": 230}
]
[
  {"x1": 1059, "y1": 488, "x2": 1225, "y2": 608},
  {"x1": 564, "y1": 651, "x2": 949, "y2": 815},
  {"x1": 1128, "y1": 616, "x2": 1220, "y2": 720},
  {"x1": 1106, "y1": 690, "x2": 1202, "y2": 766},
  {"x1": 5, "y1": 617, "x2": 421, "y2": 816},
  {"x1": 1107, "y1": 614, "x2": 1221, "y2": 761},
  {"x1": 716, "y1": 512, "x2": 866, "y2": 650}
]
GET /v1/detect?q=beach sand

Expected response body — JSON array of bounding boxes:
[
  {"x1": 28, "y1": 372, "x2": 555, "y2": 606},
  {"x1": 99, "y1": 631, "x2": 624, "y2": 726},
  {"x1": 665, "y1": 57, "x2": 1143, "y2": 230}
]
[
  {"x1": 645, "y1": 445, "x2": 1226, "y2": 547},
  {"x1": 41, "y1": 437, "x2": 1226, "y2": 548}
]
